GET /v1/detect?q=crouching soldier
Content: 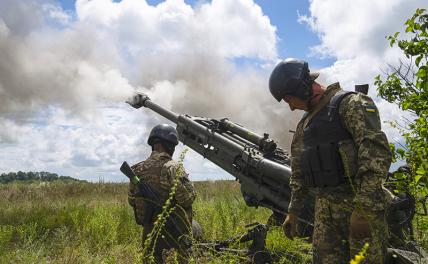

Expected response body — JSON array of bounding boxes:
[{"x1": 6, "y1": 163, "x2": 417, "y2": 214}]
[{"x1": 128, "y1": 124, "x2": 196, "y2": 263}]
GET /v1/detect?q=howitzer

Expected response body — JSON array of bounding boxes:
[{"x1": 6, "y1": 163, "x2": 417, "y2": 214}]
[
  {"x1": 127, "y1": 93, "x2": 314, "y2": 229},
  {"x1": 125, "y1": 92, "x2": 428, "y2": 264}
]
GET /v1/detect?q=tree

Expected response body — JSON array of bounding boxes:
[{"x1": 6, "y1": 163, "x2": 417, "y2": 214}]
[
  {"x1": 375, "y1": 9, "x2": 427, "y2": 201},
  {"x1": 0, "y1": 171, "x2": 81, "y2": 183}
]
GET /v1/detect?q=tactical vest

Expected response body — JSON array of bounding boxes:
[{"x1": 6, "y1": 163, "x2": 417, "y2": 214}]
[
  {"x1": 131, "y1": 155, "x2": 194, "y2": 236},
  {"x1": 300, "y1": 90, "x2": 356, "y2": 187},
  {"x1": 131, "y1": 155, "x2": 170, "y2": 225}
]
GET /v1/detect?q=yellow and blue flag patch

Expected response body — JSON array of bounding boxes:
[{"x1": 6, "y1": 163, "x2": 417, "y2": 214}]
[{"x1": 365, "y1": 105, "x2": 377, "y2": 113}]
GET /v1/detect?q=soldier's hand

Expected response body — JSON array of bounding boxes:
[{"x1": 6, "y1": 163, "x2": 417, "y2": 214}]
[
  {"x1": 282, "y1": 212, "x2": 298, "y2": 239},
  {"x1": 127, "y1": 92, "x2": 149, "y2": 109}
]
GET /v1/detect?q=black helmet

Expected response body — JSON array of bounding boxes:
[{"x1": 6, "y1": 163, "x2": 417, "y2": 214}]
[
  {"x1": 147, "y1": 124, "x2": 179, "y2": 147},
  {"x1": 269, "y1": 59, "x2": 319, "y2": 101}
]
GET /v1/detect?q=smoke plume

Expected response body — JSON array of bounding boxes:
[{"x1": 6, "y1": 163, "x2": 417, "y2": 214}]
[{"x1": 0, "y1": 0, "x2": 300, "y2": 150}]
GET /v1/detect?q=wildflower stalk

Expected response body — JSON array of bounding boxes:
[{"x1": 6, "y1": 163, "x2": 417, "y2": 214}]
[{"x1": 142, "y1": 148, "x2": 189, "y2": 263}]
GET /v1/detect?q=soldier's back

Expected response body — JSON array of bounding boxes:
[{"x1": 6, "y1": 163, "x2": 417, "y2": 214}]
[{"x1": 132, "y1": 151, "x2": 172, "y2": 197}]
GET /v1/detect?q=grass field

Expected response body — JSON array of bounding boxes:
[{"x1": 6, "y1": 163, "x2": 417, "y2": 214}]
[
  {"x1": 0, "y1": 181, "x2": 311, "y2": 263},
  {"x1": 1, "y1": 180, "x2": 427, "y2": 263}
]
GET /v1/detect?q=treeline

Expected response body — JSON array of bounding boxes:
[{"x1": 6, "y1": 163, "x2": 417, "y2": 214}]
[{"x1": 0, "y1": 171, "x2": 83, "y2": 184}]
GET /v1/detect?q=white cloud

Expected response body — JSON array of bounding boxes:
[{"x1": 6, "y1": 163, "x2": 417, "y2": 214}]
[
  {"x1": 195, "y1": 0, "x2": 277, "y2": 59},
  {"x1": 0, "y1": 118, "x2": 25, "y2": 143},
  {"x1": 0, "y1": 104, "x2": 233, "y2": 182},
  {"x1": 75, "y1": 0, "x2": 277, "y2": 59},
  {"x1": 301, "y1": 0, "x2": 423, "y2": 59},
  {"x1": 300, "y1": 0, "x2": 425, "y2": 143},
  {"x1": 0, "y1": 19, "x2": 9, "y2": 37},
  {"x1": 0, "y1": 106, "x2": 148, "y2": 181},
  {"x1": 42, "y1": 3, "x2": 73, "y2": 25}
]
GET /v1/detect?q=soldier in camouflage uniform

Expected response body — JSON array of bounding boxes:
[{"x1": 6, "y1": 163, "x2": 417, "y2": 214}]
[
  {"x1": 128, "y1": 124, "x2": 196, "y2": 264},
  {"x1": 269, "y1": 59, "x2": 392, "y2": 263}
]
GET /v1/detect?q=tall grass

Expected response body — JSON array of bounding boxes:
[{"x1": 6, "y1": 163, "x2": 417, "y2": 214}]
[
  {"x1": 0, "y1": 181, "x2": 311, "y2": 263},
  {"x1": 2, "y1": 180, "x2": 428, "y2": 263},
  {"x1": 0, "y1": 182, "x2": 141, "y2": 263}
]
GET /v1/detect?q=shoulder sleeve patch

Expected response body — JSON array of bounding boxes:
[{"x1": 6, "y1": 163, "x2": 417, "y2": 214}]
[
  {"x1": 364, "y1": 104, "x2": 377, "y2": 113},
  {"x1": 339, "y1": 93, "x2": 382, "y2": 131},
  {"x1": 361, "y1": 102, "x2": 381, "y2": 130}
]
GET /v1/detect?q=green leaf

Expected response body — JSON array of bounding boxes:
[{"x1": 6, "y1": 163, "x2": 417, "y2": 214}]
[
  {"x1": 394, "y1": 172, "x2": 405, "y2": 180},
  {"x1": 416, "y1": 68, "x2": 427, "y2": 78},
  {"x1": 414, "y1": 175, "x2": 422, "y2": 183},
  {"x1": 415, "y1": 55, "x2": 423, "y2": 67},
  {"x1": 396, "y1": 148, "x2": 406, "y2": 157},
  {"x1": 415, "y1": 8, "x2": 426, "y2": 16},
  {"x1": 416, "y1": 166, "x2": 426, "y2": 175}
]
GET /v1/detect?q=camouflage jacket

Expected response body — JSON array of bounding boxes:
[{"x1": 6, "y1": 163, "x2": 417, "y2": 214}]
[
  {"x1": 288, "y1": 83, "x2": 392, "y2": 214},
  {"x1": 128, "y1": 151, "x2": 196, "y2": 231}
]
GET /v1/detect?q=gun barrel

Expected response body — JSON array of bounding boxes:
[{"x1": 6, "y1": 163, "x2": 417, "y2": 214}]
[{"x1": 143, "y1": 97, "x2": 179, "y2": 124}]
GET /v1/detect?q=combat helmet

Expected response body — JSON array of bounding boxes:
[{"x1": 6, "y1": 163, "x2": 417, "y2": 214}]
[
  {"x1": 269, "y1": 59, "x2": 319, "y2": 101},
  {"x1": 147, "y1": 124, "x2": 179, "y2": 147}
]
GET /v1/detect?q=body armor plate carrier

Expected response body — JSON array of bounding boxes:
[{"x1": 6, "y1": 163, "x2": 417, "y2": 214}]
[{"x1": 301, "y1": 90, "x2": 356, "y2": 187}]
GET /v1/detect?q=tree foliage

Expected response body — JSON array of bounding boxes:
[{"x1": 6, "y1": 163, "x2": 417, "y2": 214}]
[
  {"x1": 0, "y1": 171, "x2": 81, "y2": 184},
  {"x1": 375, "y1": 9, "x2": 428, "y2": 201}
]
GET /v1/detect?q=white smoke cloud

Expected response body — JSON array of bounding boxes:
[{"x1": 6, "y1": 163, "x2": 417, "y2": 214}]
[
  {"x1": 0, "y1": 0, "x2": 279, "y2": 119},
  {"x1": 0, "y1": 2, "x2": 133, "y2": 116},
  {"x1": 0, "y1": 0, "x2": 287, "y2": 181}
]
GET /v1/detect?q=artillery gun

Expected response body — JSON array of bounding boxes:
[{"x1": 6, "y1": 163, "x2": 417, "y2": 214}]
[{"x1": 127, "y1": 92, "x2": 314, "y2": 235}]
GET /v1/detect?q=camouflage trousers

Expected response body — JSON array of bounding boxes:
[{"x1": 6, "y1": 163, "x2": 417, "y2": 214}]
[
  {"x1": 142, "y1": 224, "x2": 191, "y2": 264},
  {"x1": 312, "y1": 192, "x2": 389, "y2": 264}
]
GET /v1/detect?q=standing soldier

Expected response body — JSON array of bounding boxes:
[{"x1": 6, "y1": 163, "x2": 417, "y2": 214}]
[
  {"x1": 269, "y1": 59, "x2": 392, "y2": 263},
  {"x1": 128, "y1": 124, "x2": 196, "y2": 263}
]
